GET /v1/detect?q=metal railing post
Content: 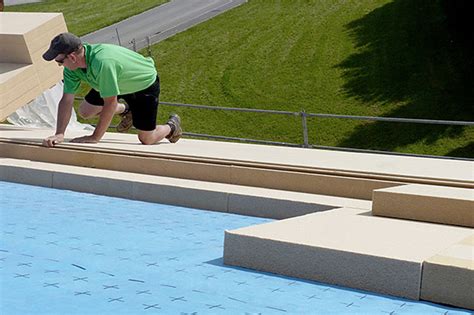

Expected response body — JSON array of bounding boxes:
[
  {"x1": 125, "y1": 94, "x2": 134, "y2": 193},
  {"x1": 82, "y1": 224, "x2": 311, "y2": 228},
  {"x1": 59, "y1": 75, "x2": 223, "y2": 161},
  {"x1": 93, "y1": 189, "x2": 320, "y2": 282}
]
[
  {"x1": 115, "y1": 28, "x2": 122, "y2": 46},
  {"x1": 301, "y1": 110, "x2": 309, "y2": 148},
  {"x1": 146, "y1": 36, "x2": 152, "y2": 57}
]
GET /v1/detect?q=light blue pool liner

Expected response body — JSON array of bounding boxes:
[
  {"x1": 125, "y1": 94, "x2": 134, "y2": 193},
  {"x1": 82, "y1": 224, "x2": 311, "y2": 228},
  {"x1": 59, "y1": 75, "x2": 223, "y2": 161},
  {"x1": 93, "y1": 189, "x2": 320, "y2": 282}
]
[{"x1": 0, "y1": 181, "x2": 471, "y2": 314}]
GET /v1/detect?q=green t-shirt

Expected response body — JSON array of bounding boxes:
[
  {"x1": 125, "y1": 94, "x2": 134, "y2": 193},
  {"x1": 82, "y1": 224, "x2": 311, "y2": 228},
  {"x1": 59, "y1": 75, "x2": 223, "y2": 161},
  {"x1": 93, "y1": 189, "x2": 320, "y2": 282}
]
[{"x1": 63, "y1": 43, "x2": 157, "y2": 98}]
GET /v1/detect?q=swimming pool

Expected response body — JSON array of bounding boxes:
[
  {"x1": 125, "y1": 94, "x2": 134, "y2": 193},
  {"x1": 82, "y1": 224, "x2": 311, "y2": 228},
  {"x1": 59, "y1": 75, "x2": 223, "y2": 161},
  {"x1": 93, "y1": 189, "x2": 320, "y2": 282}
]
[{"x1": 0, "y1": 181, "x2": 470, "y2": 314}]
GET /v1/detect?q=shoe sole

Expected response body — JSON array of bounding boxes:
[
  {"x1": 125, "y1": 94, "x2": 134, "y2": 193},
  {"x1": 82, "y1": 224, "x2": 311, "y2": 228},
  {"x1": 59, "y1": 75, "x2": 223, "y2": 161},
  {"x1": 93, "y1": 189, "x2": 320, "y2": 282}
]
[{"x1": 168, "y1": 114, "x2": 182, "y2": 143}]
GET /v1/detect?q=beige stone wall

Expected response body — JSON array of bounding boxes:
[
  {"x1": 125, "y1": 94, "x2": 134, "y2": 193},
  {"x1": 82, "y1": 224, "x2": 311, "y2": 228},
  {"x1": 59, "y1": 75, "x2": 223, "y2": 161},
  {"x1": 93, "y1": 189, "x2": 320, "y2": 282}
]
[{"x1": 0, "y1": 12, "x2": 67, "y2": 121}]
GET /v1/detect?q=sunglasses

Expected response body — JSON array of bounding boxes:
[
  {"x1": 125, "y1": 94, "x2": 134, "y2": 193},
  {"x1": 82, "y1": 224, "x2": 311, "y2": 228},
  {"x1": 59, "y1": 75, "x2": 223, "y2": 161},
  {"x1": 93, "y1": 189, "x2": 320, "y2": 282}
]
[{"x1": 55, "y1": 54, "x2": 69, "y2": 64}]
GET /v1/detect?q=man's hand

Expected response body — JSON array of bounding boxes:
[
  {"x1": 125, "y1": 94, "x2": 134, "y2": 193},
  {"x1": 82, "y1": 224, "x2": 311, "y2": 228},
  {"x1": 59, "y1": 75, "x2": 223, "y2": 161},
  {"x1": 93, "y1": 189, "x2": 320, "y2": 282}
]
[
  {"x1": 70, "y1": 135, "x2": 100, "y2": 144},
  {"x1": 43, "y1": 134, "x2": 64, "y2": 147}
]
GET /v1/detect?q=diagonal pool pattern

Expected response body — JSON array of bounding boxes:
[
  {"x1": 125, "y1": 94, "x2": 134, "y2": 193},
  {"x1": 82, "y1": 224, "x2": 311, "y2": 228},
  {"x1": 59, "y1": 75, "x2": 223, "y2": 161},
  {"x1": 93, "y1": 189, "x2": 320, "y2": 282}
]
[{"x1": 0, "y1": 181, "x2": 470, "y2": 314}]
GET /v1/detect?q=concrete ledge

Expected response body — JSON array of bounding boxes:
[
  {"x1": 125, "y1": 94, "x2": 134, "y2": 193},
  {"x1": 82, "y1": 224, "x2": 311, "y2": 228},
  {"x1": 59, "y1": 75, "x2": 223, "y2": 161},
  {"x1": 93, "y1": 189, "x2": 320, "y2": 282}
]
[
  {"x1": 373, "y1": 184, "x2": 474, "y2": 227},
  {"x1": 421, "y1": 235, "x2": 474, "y2": 310},
  {"x1": 227, "y1": 194, "x2": 333, "y2": 219},
  {"x1": 0, "y1": 158, "x2": 370, "y2": 219},
  {"x1": 223, "y1": 208, "x2": 472, "y2": 299},
  {"x1": 132, "y1": 181, "x2": 229, "y2": 213},
  {"x1": 229, "y1": 165, "x2": 399, "y2": 200},
  {"x1": 0, "y1": 159, "x2": 53, "y2": 188},
  {"x1": 5, "y1": 140, "x2": 471, "y2": 201},
  {"x1": 1, "y1": 126, "x2": 473, "y2": 200},
  {"x1": 0, "y1": 141, "x2": 405, "y2": 200}
]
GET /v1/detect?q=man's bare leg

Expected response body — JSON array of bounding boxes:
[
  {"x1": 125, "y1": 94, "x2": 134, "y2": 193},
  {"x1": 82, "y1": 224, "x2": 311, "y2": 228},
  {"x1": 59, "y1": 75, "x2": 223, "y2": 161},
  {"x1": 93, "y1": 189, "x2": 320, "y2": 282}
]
[
  {"x1": 78, "y1": 100, "x2": 126, "y2": 119},
  {"x1": 137, "y1": 125, "x2": 171, "y2": 145}
]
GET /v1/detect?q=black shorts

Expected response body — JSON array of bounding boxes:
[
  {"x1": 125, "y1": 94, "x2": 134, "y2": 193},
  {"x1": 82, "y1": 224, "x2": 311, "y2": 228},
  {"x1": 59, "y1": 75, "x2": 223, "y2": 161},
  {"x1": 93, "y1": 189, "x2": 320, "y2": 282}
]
[{"x1": 84, "y1": 76, "x2": 160, "y2": 131}]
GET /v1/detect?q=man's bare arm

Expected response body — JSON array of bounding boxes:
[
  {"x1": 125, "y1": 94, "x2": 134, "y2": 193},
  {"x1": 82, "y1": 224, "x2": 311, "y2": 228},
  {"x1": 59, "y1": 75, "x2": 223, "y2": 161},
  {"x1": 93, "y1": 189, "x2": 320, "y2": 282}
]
[
  {"x1": 70, "y1": 95, "x2": 118, "y2": 143},
  {"x1": 43, "y1": 93, "x2": 75, "y2": 147},
  {"x1": 92, "y1": 96, "x2": 117, "y2": 140}
]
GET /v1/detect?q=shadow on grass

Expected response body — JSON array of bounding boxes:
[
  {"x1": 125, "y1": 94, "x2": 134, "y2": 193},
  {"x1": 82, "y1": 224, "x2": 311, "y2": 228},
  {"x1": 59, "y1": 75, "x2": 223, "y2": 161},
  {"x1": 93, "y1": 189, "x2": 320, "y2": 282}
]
[
  {"x1": 336, "y1": 0, "x2": 473, "y2": 157},
  {"x1": 446, "y1": 141, "x2": 474, "y2": 157}
]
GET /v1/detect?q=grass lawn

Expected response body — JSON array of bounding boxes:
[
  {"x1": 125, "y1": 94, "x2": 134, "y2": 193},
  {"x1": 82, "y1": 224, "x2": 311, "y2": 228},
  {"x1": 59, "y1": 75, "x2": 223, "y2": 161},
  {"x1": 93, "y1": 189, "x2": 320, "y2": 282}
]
[
  {"x1": 5, "y1": 0, "x2": 168, "y2": 36},
  {"x1": 150, "y1": 0, "x2": 473, "y2": 157},
  {"x1": 6, "y1": 0, "x2": 473, "y2": 157}
]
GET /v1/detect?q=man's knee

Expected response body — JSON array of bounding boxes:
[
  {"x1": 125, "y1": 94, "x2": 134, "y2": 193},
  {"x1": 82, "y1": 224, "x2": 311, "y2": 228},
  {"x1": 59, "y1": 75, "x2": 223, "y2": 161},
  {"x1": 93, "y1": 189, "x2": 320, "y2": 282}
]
[{"x1": 138, "y1": 132, "x2": 154, "y2": 145}]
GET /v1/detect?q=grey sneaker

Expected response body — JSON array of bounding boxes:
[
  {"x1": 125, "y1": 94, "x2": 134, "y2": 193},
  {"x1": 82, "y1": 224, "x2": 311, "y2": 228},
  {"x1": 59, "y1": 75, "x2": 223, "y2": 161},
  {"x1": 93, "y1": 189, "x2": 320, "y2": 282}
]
[
  {"x1": 166, "y1": 114, "x2": 182, "y2": 143},
  {"x1": 116, "y1": 109, "x2": 133, "y2": 133}
]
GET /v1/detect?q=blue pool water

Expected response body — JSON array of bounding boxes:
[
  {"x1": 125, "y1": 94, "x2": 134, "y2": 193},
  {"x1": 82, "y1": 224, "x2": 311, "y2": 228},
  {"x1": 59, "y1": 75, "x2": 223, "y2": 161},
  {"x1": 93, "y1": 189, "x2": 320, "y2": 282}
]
[{"x1": 0, "y1": 181, "x2": 470, "y2": 314}]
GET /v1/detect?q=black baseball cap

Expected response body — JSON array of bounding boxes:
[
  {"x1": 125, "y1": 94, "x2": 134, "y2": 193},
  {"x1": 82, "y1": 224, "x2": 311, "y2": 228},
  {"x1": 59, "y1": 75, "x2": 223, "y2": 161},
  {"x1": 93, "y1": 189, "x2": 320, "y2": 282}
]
[{"x1": 42, "y1": 32, "x2": 82, "y2": 61}]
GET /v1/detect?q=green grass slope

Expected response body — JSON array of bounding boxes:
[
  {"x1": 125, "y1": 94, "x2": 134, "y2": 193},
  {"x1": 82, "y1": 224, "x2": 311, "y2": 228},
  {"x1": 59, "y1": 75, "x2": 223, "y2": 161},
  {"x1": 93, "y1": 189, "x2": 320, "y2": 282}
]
[
  {"x1": 6, "y1": 0, "x2": 473, "y2": 157},
  {"x1": 151, "y1": 0, "x2": 473, "y2": 157}
]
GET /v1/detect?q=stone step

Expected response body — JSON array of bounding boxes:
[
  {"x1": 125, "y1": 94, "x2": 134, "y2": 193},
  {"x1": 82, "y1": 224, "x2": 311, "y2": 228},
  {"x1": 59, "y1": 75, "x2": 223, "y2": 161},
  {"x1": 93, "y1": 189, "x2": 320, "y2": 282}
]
[
  {"x1": 223, "y1": 208, "x2": 472, "y2": 301},
  {"x1": 372, "y1": 184, "x2": 474, "y2": 227},
  {"x1": 2, "y1": 134, "x2": 472, "y2": 201},
  {"x1": 421, "y1": 235, "x2": 474, "y2": 310},
  {"x1": 0, "y1": 158, "x2": 371, "y2": 219}
]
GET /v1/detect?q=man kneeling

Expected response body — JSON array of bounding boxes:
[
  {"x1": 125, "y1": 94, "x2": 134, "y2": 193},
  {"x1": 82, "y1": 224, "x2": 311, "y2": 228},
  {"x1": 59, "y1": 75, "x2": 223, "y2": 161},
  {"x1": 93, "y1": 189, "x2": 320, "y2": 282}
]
[{"x1": 42, "y1": 32, "x2": 181, "y2": 147}]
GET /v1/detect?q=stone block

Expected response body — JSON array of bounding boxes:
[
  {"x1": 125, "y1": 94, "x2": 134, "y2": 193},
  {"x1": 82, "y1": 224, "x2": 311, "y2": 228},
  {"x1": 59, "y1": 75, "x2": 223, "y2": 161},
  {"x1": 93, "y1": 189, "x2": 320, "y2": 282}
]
[
  {"x1": 0, "y1": 12, "x2": 67, "y2": 121},
  {"x1": 224, "y1": 208, "x2": 472, "y2": 299},
  {"x1": 373, "y1": 184, "x2": 474, "y2": 227},
  {"x1": 421, "y1": 234, "x2": 474, "y2": 310}
]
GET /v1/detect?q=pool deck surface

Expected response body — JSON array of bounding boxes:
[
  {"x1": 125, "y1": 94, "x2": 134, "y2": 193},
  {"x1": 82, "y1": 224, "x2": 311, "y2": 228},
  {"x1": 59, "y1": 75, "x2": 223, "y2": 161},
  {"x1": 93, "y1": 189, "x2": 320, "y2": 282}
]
[{"x1": 0, "y1": 125, "x2": 472, "y2": 184}]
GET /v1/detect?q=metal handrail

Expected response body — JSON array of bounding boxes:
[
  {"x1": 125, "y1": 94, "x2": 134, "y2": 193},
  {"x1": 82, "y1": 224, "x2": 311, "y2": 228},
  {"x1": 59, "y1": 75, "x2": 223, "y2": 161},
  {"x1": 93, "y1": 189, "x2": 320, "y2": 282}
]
[
  {"x1": 160, "y1": 101, "x2": 474, "y2": 126},
  {"x1": 76, "y1": 97, "x2": 474, "y2": 156},
  {"x1": 159, "y1": 101, "x2": 474, "y2": 149},
  {"x1": 160, "y1": 102, "x2": 298, "y2": 116},
  {"x1": 306, "y1": 113, "x2": 473, "y2": 126}
]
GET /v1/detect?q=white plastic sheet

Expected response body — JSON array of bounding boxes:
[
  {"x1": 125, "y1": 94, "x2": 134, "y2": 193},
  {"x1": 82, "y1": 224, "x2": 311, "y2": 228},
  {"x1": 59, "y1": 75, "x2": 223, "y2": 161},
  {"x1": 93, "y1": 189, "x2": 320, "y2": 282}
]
[{"x1": 7, "y1": 81, "x2": 94, "y2": 131}]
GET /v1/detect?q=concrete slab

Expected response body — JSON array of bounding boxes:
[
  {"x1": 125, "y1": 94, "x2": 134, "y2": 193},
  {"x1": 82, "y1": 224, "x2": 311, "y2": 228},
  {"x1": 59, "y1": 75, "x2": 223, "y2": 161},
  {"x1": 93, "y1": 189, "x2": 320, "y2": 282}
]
[
  {"x1": 0, "y1": 126, "x2": 472, "y2": 186},
  {"x1": 1, "y1": 126, "x2": 472, "y2": 200},
  {"x1": 0, "y1": 158, "x2": 371, "y2": 218},
  {"x1": 229, "y1": 164, "x2": 399, "y2": 199},
  {"x1": 132, "y1": 181, "x2": 229, "y2": 212},
  {"x1": 0, "y1": 12, "x2": 62, "y2": 35},
  {"x1": 0, "y1": 12, "x2": 66, "y2": 120},
  {"x1": 223, "y1": 208, "x2": 472, "y2": 299},
  {"x1": 373, "y1": 184, "x2": 474, "y2": 227},
  {"x1": 0, "y1": 63, "x2": 34, "y2": 85},
  {"x1": 0, "y1": 35, "x2": 31, "y2": 64},
  {"x1": 52, "y1": 171, "x2": 135, "y2": 201},
  {"x1": 227, "y1": 185, "x2": 369, "y2": 219},
  {"x1": 1, "y1": 64, "x2": 40, "y2": 108},
  {"x1": 0, "y1": 162, "x2": 52, "y2": 188},
  {"x1": 421, "y1": 235, "x2": 474, "y2": 309}
]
